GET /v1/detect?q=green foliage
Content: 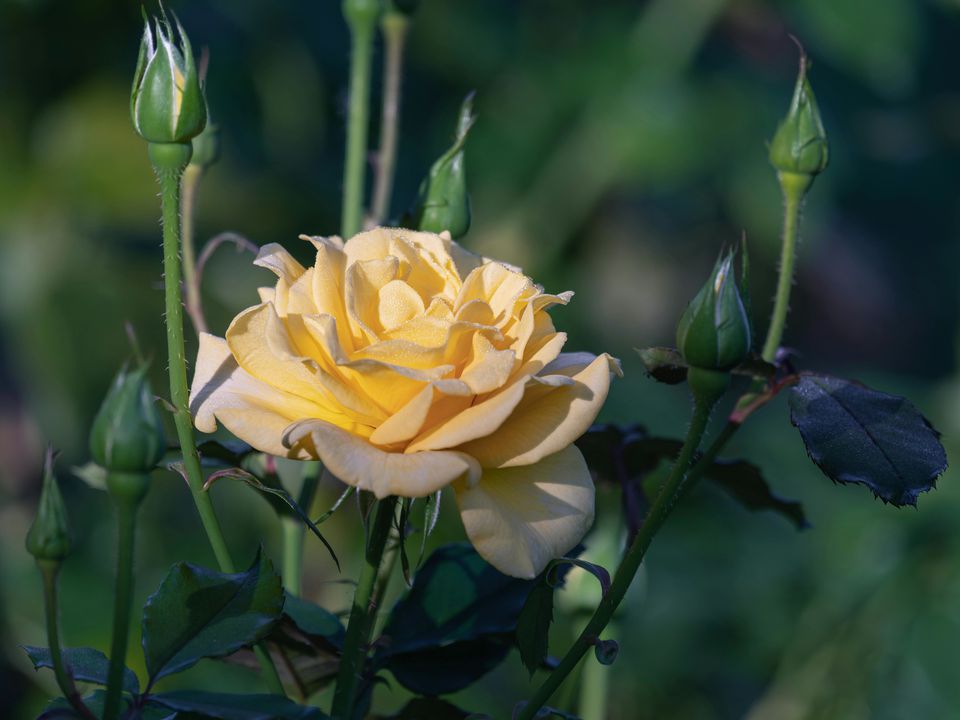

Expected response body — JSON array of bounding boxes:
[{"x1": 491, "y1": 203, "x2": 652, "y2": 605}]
[
  {"x1": 376, "y1": 543, "x2": 536, "y2": 694},
  {"x1": 23, "y1": 645, "x2": 139, "y2": 694},
  {"x1": 515, "y1": 578, "x2": 555, "y2": 676},
  {"x1": 141, "y1": 549, "x2": 284, "y2": 683},
  {"x1": 147, "y1": 690, "x2": 329, "y2": 719},
  {"x1": 789, "y1": 374, "x2": 947, "y2": 506}
]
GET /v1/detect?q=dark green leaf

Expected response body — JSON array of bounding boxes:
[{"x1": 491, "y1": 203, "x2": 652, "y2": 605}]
[
  {"x1": 380, "y1": 543, "x2": 535, "y2": 655},
  {"x1": 377, "y1": 543, "x2": 537, "y2": 694},
  {"x1": 515, "y1": 579, "x2": 555, "y2": 675},
  {"x1": 789, "y1": 375, "x2": 947, "y2": 506},
  {"x1": 141, "y1": 548, "x2": 284, "y2": 683},
  {"x1": 377, "y1": 697, "x2": 477, "y2": 719},
  {"x1": 23, "y1": 645, "x2": 139, "y2": 693},
  {"x1": 635, "y1": 346, "x2": 687, "y2": 384},
  {"x1": 707, "y1": 459, "x2": 809, "y2": 530},
  {"x1": 148, "y1": 690, "x2": 328, "y2": 719},
  {"x1": 385, "y1": 637, "x2": 513, "y2": 696},
  {"x1": 282, "y1": 592, "x2": 344, "y2": 644},
  {"x1": 39, "y1": 691, "x2": 107, "y2": 719}
]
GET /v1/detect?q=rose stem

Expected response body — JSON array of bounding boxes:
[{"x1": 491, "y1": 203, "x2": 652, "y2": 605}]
[
  {"x1": 39, "y1": 561, "x2": 96, "y2": 720},
  {"x1": 150, "y1": 142, "x2": 286, "y2": 696},
  {"x1": 103, "y1": 481, "x2": 142, "y2": 720},
  {"x1": 331, "y1": 496, "x2": 399, "y2": 719},
  {"x1": 516, "y1": 398, "x2": 714, "y2": 720},
  {"x1": 341, "y1": 1, "x2": 378, "y2": 239},
  {"x1": 761, "y1": 170, "x2": 810, "y2": 362},
  {"x1": 369, "y1": 4, "x2": 409, "y2": 225}
]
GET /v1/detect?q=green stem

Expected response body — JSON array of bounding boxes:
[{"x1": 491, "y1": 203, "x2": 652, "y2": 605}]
[
  {"x1": 103, "y1": 493, "x2": 141, "y2": 720},
  {"x1": 39, "y1": 561, "x2": 96, "y2": 720},
  {"x1": 341, "y1": 6, "x2": 378, "y2": 239},
  {"x1": 516, "y1": 400, "x2": 714, "y2": 720},
  {"x1": 761, "y1": 171, "x2": 810, "y2": 362},
  {"x1": 150, "y1": 142, "x2": 286, "y2": 697},
  {"x1": 180, "y1": 163, "x2": 207, "y2": 336},
  {"x1": 369, "y1": 8, "x2": 409, "y2": 224},
  {"x1": 331, "y1": 496, "x2": 398, "y2": 719}
]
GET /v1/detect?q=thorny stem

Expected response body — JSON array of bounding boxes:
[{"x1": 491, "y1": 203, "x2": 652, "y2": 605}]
[
  {"x1": 150, "y1": 142, "x2": 286, "y2": 697},
  {"x1": 341, "y1": 4, "x2": 378, "y2": 239},
  {"x1": 39, "y1": 561, "x2": 96, "y2": 720},
  {"x1": 516, "y1": 400, "x2": 714, "y2": 720},
  {"x1": 369, "y1": 8, "x2": 409, "y2": 225},
  {"x1": 761, "y1": 171, "x2": 810, "y2": 362},
  {"x1": 331, "y1": 496, "x2": 398, "y2": 719}
]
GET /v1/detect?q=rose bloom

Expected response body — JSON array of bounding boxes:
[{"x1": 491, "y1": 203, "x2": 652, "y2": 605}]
[{"x1": 190, "y1": 228, "x2": 620, "y2": 578}]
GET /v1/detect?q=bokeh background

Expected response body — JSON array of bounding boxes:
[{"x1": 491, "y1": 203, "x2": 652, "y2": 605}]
[{"x1": 3, "y1": 0, "x2": 960, "y2": 718}]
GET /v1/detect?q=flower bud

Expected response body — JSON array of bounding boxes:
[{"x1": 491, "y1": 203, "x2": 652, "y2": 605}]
[
  {"x1": 676, "y1": 247, "x2": 752, "y2": 372},
  {"x1": 409, "y1": 93, "x2": 475, "y2": 239},
  {"x1": 25, "y1": 449, "x2": 71, "y2": 563},
  {"x1": 131, "y1": 10, "x2": 207, "y2": 145},
  {"x1": 90, "y1": 365, "x2": 166, "y2": 474},
  {"x1": 769, "y1": 50, "x2": 828, "y2": 179}
]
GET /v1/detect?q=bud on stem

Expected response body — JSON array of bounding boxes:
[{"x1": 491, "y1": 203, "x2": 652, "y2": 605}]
[
  {"x1": 26, "y1": 449, "x2": 71, "y2": 563},
  {"x1": 409, "y1": 93, "x2": 476, "y2": 238}
]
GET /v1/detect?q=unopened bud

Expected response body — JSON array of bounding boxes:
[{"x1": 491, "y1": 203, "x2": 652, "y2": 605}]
[
  {"x1": 676, "y1": 246, "x2": 752, "y2": 373},
  {"x1": 25, "y1": 449, "x2": 71, "y2": 563},
  {"x1": 131, "y1": 9, "x2": 207, "y2": 145},
  {"x1": 769, "y1": 47, "x2": 828, "y2": 180},
  {"x1": 90, "y1": 365, "x2": 166, "y2": 474},
  {"x1": 409, "y1": 93, "x2": 475, "y2": 239}
]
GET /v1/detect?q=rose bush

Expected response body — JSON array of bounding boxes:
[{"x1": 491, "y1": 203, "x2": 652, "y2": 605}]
[{"x1": 189, "y1": 228, "x2": 619, "y2": 577}]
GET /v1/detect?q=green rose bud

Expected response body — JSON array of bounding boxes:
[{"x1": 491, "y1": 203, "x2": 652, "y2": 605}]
[
  {"x1": 409, "y1": 93, "x2": 476, "y2": 239},
  {"x1": 25, "y1": 449, "x2": 71, "y2": 563},
  {"x1": 90, "y1": 365, "x2": 166, "y2": 474},
  {"x1": 676, "y1": 246, "x2": 752, "y2": 373},
  {"x1": 131, "y1": 10, "x2": 207, "y2": 145},
  {"x1": 769, "y1": 49, "x2": 828, "y2": 179}
]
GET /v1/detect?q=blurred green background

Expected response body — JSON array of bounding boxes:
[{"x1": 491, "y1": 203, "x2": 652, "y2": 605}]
[{"x1": 2, "y1": 0, "x2": 960, "y2": 718}]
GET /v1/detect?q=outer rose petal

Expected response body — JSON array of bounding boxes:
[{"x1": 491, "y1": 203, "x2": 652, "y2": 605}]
[
  {"x1": 454, "y1": 445, "x2": 594, "y2": 578},
  {"x1": 458, "y1": 353, "x2": 620, "y2": 468},
  {"x1": 189, "y1": 333, "x2": 323, "y2": 458},
  {"x1": 283, "y1": 419, "x2": 480, "y2": 499}
]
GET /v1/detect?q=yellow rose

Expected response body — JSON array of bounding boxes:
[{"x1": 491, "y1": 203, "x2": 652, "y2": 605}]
[{"x1": 189, "y1": 228, "x2": 620, "y2": 578}]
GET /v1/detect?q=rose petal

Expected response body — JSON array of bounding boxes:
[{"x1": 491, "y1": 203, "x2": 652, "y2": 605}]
[
  {"x1": 454, "y1": 445, "x2": 595, "y2": 578},
  {"x1": 189, "y1": 333, "x2": 324, "y2": 458},
  {"x1": 458, "y1": 353, "x2": 619, "y2": 468},
  {"x1": 284, "y1": 419, "x2": 479, "y2": 498}
]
